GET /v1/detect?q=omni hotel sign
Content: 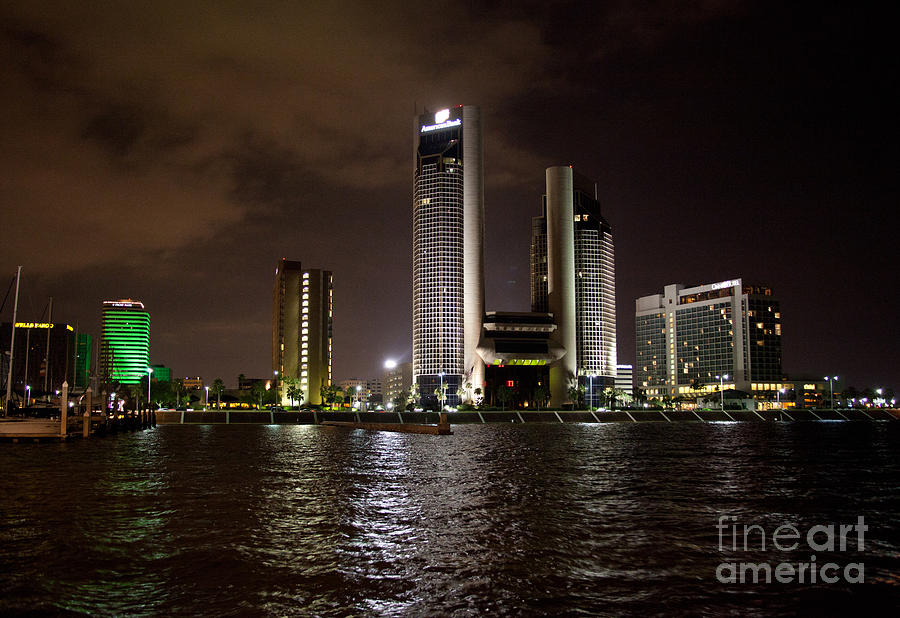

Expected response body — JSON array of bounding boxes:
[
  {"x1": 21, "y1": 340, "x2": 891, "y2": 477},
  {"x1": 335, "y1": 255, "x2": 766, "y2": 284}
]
[{"x1": 710, "y1": 279, "x2": 742, "y2": 291}]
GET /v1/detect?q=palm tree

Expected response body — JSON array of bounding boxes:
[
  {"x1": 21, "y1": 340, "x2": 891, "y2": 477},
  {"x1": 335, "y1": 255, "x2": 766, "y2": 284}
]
[
  {"x1": 567, "y1": 384, "x2": 585, "y2": 409},
  {"x1": 286, "y1": 380, "x2": 303, "y2": 407},
  {"x1": 211, "y1": 378, "x2": 225, "y2": 409},
  {"x1": 250, "y1": 381, "x2": 266, "y2": 409}
]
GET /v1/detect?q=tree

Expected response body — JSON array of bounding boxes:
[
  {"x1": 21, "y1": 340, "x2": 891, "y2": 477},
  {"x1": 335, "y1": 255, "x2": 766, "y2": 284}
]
[
  {"x1": 320, "y1": 384, "x2": 342, "y2": 410},
  {"x1": 567, "y1": 383, "x2": 585, "y2": 409},
  {"x1": 533, "y1": 385, "x2": 548, "y2": 410},
  {"x1": 473, "y1": 387, "x2": 483, "y2": 407},
  {"x1": 497, "y1": 385, "x2": 516, "y2": 410},
  {"x1": 285, "y1": 377, "x2": 303, "y2": 407},
  {"x1": 173, "y1": 378, "x2": 185, "y2": 407},
  {"x1": 211, "y1": 378, "x2": 225, "y2": 409},
  {"x1": 392, "y1": 389, "x2": 409, "y2": 411},
  {"x1": 605, "y1": 387, "x2": 625, "y2": 410},
  {"x1": 410, "y1": 383, "x2": 420, "y2": 407},
  {"x1": 250, "y1": 381, "x2": 266, "y2": 409}
]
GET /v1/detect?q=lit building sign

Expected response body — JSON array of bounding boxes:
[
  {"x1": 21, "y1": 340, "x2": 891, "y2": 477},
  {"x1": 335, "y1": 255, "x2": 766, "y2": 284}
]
[
  {"x1": 14, "y1": 322, "x2": 73, "y2": 331},
  {"x1": 421, "y1": 119, "x2": 461, "y2": 133},
  {"x1": 710, "y1": 279, "x2": 741, "y2": 290}
]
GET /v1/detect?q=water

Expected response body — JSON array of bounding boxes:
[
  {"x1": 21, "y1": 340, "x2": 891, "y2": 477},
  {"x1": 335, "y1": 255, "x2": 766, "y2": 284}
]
[{"x1": 1, "y1": 422, "x2": 898, "y2": 616}]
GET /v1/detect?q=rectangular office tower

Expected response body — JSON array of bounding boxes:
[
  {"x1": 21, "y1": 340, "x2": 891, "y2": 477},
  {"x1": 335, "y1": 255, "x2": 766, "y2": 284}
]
[
  {"x1": 531, "y1": 167, "x2": 617, "y2": 407},
  {"x1": 635, "y1": 278, "x2": 782, "y2": 398},
  {"x1": 413, "y1": 105, "x2": 485, "y2": 405},
  {"x1": 272, "y1": 259, "x2": 333, "y2": 406},
  {"x1": 98, "y1": 299, "x2": 150, "y2": 385}
]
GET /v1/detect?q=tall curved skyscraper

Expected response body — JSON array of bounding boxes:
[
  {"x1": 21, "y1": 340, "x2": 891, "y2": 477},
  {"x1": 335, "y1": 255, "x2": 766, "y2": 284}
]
[
  {"x1": 412, "y1": 105, "x2": 484, "y2": 405},
  {"x1": 99, "y1": 299, "x2": 150, "y2": 385}
]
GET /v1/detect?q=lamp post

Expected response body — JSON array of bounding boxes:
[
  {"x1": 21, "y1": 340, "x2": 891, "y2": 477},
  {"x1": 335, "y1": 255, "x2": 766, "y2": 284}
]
[
  {"x1": 824, "y1": 375, "x2": 838, "y2": 409},
  {"x1": 716, "y1": 374, "x2": 729, "y2": 411},
  {"x1": 273, "y1": 370, "x2": 279, "y2": 406},
  {"x1": 438, "y1": 372, "x2": 445, "y2": 411},
  {"x1": 25, "y1": 384, "x2": 31, "y2": 407},
  {"x1": 204, "y1": 386, "x2": 209, "y2": 409},
  {"x1": 147, "y1": 368, "x2": 153, "y2": 411},
  {"x1": 777, "y1": 388, "x2": 785, "y2": 409}
]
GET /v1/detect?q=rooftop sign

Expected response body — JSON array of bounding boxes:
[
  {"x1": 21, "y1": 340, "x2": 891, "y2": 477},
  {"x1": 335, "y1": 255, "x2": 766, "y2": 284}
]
[
  {"x1": 421, "y1": 118, "x2": 461, "y2": 133},
  {"x1": 710, "y1": 279, "x2": 741, "y2": 290}
]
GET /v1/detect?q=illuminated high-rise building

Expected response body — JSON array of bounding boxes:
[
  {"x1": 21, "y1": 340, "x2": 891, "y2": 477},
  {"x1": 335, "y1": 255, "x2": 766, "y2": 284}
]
[
  {"x1": 531, "y1": 167, "x2": 617, "y2": 407},
  {"x1": 635, "y1": 278, "x2": 782, "y2": 398},
  {"x1": 413, "y1": 105, "x2": 484, "y2": 405},
  {"x1": 273, "y1": 259, "x2": 333, "y2": 405},
  {"x1": 98, "y1": 300, "x2": 150, "y2": 385}
]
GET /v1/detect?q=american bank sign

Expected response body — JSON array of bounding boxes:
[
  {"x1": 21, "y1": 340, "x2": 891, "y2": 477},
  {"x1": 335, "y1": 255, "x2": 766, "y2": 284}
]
[{"x1": 421, "y1": 108, "x2": 461, "y2": 133}]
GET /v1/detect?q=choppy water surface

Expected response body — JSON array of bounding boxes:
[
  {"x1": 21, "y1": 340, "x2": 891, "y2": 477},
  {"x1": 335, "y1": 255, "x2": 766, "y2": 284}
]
[{"x1": 1, "y1": 422, "x2": 898, "y2": 616}]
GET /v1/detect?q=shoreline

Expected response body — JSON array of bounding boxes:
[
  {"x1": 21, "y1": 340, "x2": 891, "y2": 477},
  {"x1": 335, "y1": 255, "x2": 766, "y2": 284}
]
[{"x1": 154, "y1": 408, "x2": 900, "y2": 425}]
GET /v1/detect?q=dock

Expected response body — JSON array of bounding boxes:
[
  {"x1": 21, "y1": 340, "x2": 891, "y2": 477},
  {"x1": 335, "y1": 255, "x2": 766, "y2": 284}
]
[{"x1": 322, "y1": 413, "x2": 452, "y2": 435}]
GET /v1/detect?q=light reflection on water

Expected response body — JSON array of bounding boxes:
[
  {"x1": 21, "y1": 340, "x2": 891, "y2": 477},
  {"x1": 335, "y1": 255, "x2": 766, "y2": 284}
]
[{"x1": 1, "y1": 422, "x2": 898, "y2": 615}]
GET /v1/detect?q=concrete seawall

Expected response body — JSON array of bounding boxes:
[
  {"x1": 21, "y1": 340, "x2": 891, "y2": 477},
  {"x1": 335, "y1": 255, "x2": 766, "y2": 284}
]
[{"x1": 154, "y1": 409, "x2": 900, "y2": 425}]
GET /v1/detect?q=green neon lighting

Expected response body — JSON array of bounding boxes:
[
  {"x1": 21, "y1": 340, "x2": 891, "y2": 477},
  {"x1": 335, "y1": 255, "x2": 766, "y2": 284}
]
[{"x1": 102, "y1": 307, "x2": 150, "y2": 384}]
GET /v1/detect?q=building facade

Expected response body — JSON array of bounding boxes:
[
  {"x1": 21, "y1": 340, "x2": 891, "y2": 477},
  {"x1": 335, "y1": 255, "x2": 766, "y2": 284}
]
[
  {"x1": 615, "y1": 364, "x2": 634, "y2": 397},
  {"x1": 635, "y1": 278, "x2": 782, "y2": 398},
  {"x1": 383, "y1": 361, "x2": 413, "y2": 409},
  {"x1": 413, "y1": 105, "x2": 484, "y2": 405},
  {"x1": 272, "y1": 259, "x2": 333, "y2": 405},
  {"x1": 531, "y1": 167, "x2": 617, "y2": 407},
  {"x1": 75, "y1": 333, "x2": 92, "y2": 389},
  {"x1": 98, "y1": 300, "x2": 150, "y2": 386}
]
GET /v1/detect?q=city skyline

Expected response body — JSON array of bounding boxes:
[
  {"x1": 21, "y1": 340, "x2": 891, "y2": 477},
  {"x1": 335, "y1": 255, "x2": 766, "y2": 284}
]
[{"x1": 1, "y1": 3, "x2": 897, "y2": 390}]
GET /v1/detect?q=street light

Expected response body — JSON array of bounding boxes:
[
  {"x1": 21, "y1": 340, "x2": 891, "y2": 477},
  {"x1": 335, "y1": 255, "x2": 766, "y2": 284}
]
[
  {"x1": 824, "y1": 375, "x2": 838, "y2": 409},
  {"x1": 356, "y1": 384, "x2": 362, "y2": 410},
  {"x1": 777, "y1": 387, "x2": 785, "y2": 409},
  {"x1": 273, "y1": 370, "x2": 279, "y2": 406},
  {"x1": 205, "y1": 385, "x2": 210, "y2": 409},
  {"x1": 716, "y1": 374, "x2": 729, "y2": 411},
  {"x1": 25, "y1": 384, "x2": 31, "y2": 407},
  {"x1": 147, "y1": 368, "x2": 153, "y2": 411},
  {"x1": 438, "y1": 372, "x2": 445, "y2": 411}
]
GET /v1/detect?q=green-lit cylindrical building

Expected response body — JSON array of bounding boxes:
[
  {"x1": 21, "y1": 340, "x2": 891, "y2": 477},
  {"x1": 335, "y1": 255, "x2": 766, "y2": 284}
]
[{"x1": 100, "y1": 299, "x2": 150, "y2": 385}]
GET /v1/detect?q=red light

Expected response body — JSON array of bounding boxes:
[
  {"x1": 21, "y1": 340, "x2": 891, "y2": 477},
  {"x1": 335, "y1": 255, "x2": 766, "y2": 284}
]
[{"x1": 507, "y1": 380, "x2": 515, "y2": 387}]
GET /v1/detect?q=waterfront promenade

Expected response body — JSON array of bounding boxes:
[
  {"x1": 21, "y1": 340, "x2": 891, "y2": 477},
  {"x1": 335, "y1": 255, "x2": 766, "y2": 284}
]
[{"x1": 155, "y1": 408, "x2": 900, "y2": 425}]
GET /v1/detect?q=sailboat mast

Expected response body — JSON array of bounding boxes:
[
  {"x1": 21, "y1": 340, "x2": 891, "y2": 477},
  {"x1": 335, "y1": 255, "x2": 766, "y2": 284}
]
[
  {"x1": 4, "y1": 266, "x2": 22, "y2": 413},
  {"x1": 44, "y1": 297, "x2": 52, "y2": 398}
]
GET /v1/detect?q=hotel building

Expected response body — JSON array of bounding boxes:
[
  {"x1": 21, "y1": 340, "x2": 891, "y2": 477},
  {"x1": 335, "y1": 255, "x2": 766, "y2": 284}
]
[
  {"x1": 635, "y1": 278, "x2": 782, "y2": 398},
  {"x1": 272, "y1": 259, "x2": 333, "y2": 405},
  {"x1": 413, "y1": 105, "x2": 484, "y2": 405},
  {"x1": 531, "y1": 166, "x2": 617, "y2": 407},
  {"x1": 98, "y1": 300, "x2": 150, "y2": 385}
]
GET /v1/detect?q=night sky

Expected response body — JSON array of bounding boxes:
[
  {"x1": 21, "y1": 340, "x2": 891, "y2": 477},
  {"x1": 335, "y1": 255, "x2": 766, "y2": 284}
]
[{"x1": 1, "y1": 2, "x2": 897, "y2": 391}]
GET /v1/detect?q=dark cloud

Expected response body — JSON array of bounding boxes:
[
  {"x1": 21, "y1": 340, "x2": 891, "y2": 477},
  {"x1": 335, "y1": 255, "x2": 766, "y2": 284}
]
[{"x1": 1, "y1": 1, "x2": 897, "y2": 389}]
